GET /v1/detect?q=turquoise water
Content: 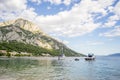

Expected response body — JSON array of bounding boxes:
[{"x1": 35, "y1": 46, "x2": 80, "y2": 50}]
[{"x1": 0, "y1": 57, "x2": 120, "y2": 80}]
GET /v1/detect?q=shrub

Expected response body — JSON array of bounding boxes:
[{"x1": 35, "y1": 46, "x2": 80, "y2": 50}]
[
  {"x1": 0, "y1": 52, "x2": 5, "y2": 56},
  {"x1": 6, "y1": 52, "x2": 11, "y2": 57}
]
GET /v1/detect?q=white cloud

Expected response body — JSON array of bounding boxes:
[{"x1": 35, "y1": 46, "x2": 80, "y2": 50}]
[
  {"x1": 35, "y1": 13, "x2": 100, "y2": 37},
  {"x1": 101, "y1": 1, "x2": 120, "y2": 36},
  {"x1": 63, "y1": 0, "x2": 71, "y2": 5},
  {"x1": 108, "y1": 6, "x2": 114, "y2": 12},
  {"x1": 103, "y1": 21, "x2": 116, "y2": 28},
  {"x1": 0, "y1": 0, "x2": 37, "y2": 21},
  {"x1": 35, "y1": 0, "x2": 78, "y2": 6},
  {"x1": 100, "y1": 26, "x2": 120, "y2": 37},
  {"x1": 114, "y1": 1, "x2": 120, "y2": 17},
  {"x1": 101, "y1": 0, "x2": 120, "y2": 28},
  {"x1": 30, "y1": 0, "x2": 41, "y2": 5},
  {"x1": 97, "y1": 0, "x2": 114, "y2": 8},
  {"x1": 102, "y1": 1, "x2": 120, "y2": 28},
  {"x1": 47, "y1": 6, "x2": 51, "y2": 10},
  {"x1": 0, "y1": 0, "x2": 118, "y2": 38},
  {"x1": 0, "y1": 0, "x2": 27, "y2": 11},
  {"x1": 19, "y1": 8, "x2": 37, "y2": 21},
  {"x1": 44, "y1": 0, "x2": 62, "y2": 5},
  {"x1": 109, "y1": 15, "x2": 120, "y2": 21},
  {"x1": 34, "y1": 0, "x2": 115, "y2": 37},
  {"x1": 87, "y1": 41, "x2": 104, "y2": 46},
  {"x1": 102, "y1": 14, "x2": 119, "y2": 28},
  {"x1": 0, "y1": 7, "x2": 37, "y2": 22}
]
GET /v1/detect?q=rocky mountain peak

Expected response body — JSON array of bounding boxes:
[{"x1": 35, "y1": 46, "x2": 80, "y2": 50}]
[
  {"x1": 14, "y1": 18, "x2": 43, "y2": 34},
  {"x1": 0, "y1": 18, "x2": 84, "y2": 56},
  {"x1": 0, "y1": 18, "x2": 43, "y2": 34}
]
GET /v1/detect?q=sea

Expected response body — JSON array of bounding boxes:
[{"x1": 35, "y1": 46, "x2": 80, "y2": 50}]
[{"x1": 0, "y1": 56, "x2": 120, "y2": 80}]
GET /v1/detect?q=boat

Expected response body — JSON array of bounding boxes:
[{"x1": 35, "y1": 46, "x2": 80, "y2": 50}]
[
  {"x1": 58, "y1": 42, "x2": 65, "y2": 60},
  {"x1": 74, "y1": 58, "x2": 79, "y2": 61},
  {"x1": 58, "y1": 53, "x2": 65, "y2": 60},
  {"x1": 85, "y1": 57, "x2": 95, "y2": 60},
  {"x1": 85, "y1": 54, "x2": 95, "y2": 60}
]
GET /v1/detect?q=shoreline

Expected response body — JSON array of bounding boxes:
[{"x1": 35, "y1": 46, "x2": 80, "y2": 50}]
[{"x1": 0, "y1": 56, "x2": 85, "y2": 60}]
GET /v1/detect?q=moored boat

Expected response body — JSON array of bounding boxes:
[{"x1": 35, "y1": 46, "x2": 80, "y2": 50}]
[
  {"x1": 85, "y1": 57, "x2": 95, "y2": 60},
  {"x1": 75, "y1": 58, "x2": 79, "y2": 61},
  {"x1": 85, "y1": 54, "x2": 95, "y2": 60},
  {"x1": 58, "y1": 53, "x2": 65, "y2": 60},
  {"x1": 58, "y1": 42, "x2": 65, "y2": 60}
]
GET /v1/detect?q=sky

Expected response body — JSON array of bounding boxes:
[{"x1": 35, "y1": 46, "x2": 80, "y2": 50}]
[{"x1": 0, "y1": 0, "x2": 120, "y2": 55}]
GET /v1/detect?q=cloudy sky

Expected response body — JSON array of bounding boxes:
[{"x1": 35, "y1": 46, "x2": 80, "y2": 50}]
[{"x1": 0, "y1": 0, "x2": 120, "y2": 55}]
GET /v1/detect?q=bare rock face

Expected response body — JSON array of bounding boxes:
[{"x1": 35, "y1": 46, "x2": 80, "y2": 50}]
[
  {"x1": 13, "y1": 18, "x2": 42, "y2": 33},
  {"x1": 0, "y1": 18, "x2": 65, "y2": 50},
  {"x1": 0, "y1": 18, "x2": 42, "y2": 33}
]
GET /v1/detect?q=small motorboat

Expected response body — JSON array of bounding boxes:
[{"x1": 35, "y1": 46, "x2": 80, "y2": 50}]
[
  {"x1": 85, "y1": 54, "x2": 95, "y2": 60},
  {"x1": 75, "y1": 58, "x2": 79, "y2": 61},
  {"x1": 85, "y1": 57, "x2": 95, "y2": 60}
]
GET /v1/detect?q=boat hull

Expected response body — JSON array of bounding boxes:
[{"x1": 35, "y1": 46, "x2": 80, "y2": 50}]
[
  {"x1": 85, "y1": 57, "x2": 95, "y2": 60},
  {"x1": 75, "y1": 58, "x2": 79, "y2": 61}
]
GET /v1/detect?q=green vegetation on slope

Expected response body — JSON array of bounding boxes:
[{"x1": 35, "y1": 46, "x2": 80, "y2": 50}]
[
  {"x1": 0, "y1": 41, "x2": 83, "y2": 56},
  {"x1": 0, "y1": 41, "x2": 59, "y2": 56},
  {"x1": 0, "y1": 19, "x2": 85, "y2": 57}
]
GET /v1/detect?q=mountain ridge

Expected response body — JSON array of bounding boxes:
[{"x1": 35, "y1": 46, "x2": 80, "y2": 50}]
[
  {"x1": 108, "y1": 53, "x2": 120, "y2": 57},
  {"x1": 0, "y1": 18, "x2": 43, "y2": 34},
  {"x1": 0, "y1": 18, "x2": 85, "y2": 56}
]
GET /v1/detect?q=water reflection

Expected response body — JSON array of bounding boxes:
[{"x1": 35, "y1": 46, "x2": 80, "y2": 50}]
[
  {"x1": 0, "y1": 57, "x2": 120, "y2": 80},
  {"x1": 0, "y1": 57, "x2": 70, "y2": 80},
  {"x1": 0, "y1": 57, "x2": 39, "y2": 71}
]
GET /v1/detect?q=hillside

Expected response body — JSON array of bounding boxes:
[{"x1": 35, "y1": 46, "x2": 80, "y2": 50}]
[
  {"x1": 108, "y1": 53, "x2": 120, "y2": 57},
  {"x1": 0, "y1": 18, "x2": 84, "y2": 56}
]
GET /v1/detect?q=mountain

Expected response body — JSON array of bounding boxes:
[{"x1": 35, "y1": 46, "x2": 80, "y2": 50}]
[
  {"x1": 108, "y1": 53, "x2": 120, "y2": 57},
  {"x1": 0, "y1": 18, "x2": 84, "y2": 56}
]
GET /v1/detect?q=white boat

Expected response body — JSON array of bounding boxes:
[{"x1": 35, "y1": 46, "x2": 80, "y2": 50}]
[
  {"x1": 58, "y1": 53, "x2": 65, "y2": 60},
  {"x1": 58, "y1": 42, "x2": 65, "y2": 60},
  {"x1": 85, "y1": 54, "x2": 95, "y2": 60},
  {"x1": 85, "y1": 57, "x2": 95, "y2": 60}
]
